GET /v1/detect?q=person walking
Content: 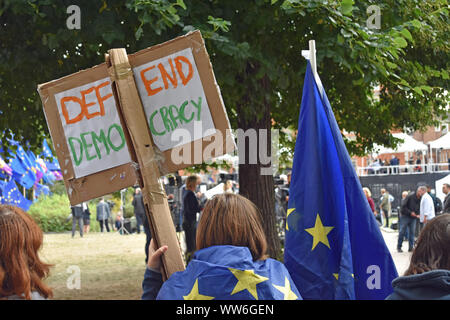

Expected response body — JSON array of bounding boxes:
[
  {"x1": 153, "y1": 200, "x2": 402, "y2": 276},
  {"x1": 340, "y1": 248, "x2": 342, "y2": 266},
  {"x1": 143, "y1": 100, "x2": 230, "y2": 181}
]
[
  {"x1": 419, "y1": 186, "x2": 435, "y2": 230},
  {"x1": 400, "y1": 191, "x2": 410, "y2": 241},
  {"x1": 71, "y1": 203, "x2": 84, "y2": 238},
  {"x1": 96, "y1": 197, "x2": 111, "y2": 233},
  {"x1": 363, "y1": 187, "x2": 375, "y2": 213},
  {"x1": 397, "y1": 187, "x2": 424, "y2": 252},
  {"x1": 82, "y1": 201, "x2": 91, "y2": 234},
  {"x1": 132, "y1": 187, "x2": 153, "y2": 262},
  {"x1": 132, "y1": 188, "x2": 145, "y2": 234},
  {"x1": 386, "y1": 214, "x2": 450, "y2": 300},
  {"x1": 182, "y1": 175, "x2": 202, "y2": 261},
  {"x1": 380, "y1": 188, "x2": 391, "y2": 228},
  {"x1": 442, "y1": 183, "x2": 450, "y2": 214}
]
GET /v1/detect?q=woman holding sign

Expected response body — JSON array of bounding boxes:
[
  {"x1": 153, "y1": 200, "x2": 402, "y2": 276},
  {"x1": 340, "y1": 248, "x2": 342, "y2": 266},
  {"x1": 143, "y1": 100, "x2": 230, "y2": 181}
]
[{"x1": 142, "y1": 193, "x2": 302, "y2": 300}]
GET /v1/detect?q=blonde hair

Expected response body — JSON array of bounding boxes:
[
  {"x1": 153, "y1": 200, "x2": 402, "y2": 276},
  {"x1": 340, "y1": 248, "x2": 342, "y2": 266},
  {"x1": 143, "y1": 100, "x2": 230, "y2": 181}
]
[
  {"x1": 363, "y1": 187, "x2": 372, "y2": 197},
  {"x1": 196, "y1": 193, "x2": 268, "y2": 261}
]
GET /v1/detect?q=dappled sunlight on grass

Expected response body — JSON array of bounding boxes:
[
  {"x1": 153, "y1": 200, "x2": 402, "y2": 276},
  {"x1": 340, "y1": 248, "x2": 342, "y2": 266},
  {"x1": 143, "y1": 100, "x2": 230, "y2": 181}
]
[{"x1": 41, "y1": 232, "x2": 148, "y2": 300}]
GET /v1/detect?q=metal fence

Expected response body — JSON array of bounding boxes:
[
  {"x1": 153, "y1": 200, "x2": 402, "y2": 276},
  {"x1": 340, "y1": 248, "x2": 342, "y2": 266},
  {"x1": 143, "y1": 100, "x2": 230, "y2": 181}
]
[{"x1": 357, "y1": 162, "x2": 450, "y2": 177}]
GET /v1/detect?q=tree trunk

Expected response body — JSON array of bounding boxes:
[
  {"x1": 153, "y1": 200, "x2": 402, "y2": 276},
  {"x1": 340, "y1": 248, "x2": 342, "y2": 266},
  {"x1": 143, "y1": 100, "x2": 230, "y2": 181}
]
[{"x1": 236, "y1": 69, "x2": 280, "y2": 259}]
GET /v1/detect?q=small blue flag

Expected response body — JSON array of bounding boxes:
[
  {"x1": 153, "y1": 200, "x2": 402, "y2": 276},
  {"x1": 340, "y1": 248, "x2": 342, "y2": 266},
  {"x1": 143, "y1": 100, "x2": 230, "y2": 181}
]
[
  {"x1": 0, "y1": 179, "x2": 32, "y2": 211},
  {"x1": 284, "y1": 62, "x2": 398, "y2": 300},
  {"x1": 10, "y1": 154, "x2": 37, "y2": 189},
  {"x1": 35, "y1": 183, "x2": 51, "y2": 198},
  {"x1": 41, "y1": 139, "x2": 54, "y2": 159},
  {"x1": 155, "y1": 246, "x2": 302, "y2": 300}
]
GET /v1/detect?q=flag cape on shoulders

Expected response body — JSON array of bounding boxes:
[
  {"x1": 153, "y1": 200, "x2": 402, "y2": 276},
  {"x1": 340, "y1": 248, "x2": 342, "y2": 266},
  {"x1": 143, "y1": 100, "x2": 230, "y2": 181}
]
[
  {"x1": 157, "y1": 245, "x2": 302, "y2": 300},
  {"x1": 284, "y1": 62, "x2": 398, "y2": 300}
]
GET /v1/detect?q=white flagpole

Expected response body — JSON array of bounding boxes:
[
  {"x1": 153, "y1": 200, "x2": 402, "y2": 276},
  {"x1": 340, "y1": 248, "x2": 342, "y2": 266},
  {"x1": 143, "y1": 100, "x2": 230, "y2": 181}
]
[{"x1": 302, "y1": 39, "x2": 324, "y2": 97}]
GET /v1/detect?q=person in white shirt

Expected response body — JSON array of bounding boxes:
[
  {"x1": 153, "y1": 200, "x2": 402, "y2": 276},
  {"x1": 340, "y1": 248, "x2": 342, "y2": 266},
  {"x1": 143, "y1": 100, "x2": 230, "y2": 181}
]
[{"x1": 419, "y1": 186, "x2": 435, "y2": 226}]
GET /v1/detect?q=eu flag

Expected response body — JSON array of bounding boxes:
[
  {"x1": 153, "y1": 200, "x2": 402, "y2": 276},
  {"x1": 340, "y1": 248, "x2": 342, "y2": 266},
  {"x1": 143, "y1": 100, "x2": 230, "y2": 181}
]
[
  {"x1": 284, "y1": 62, "x2": 398, "y2": 300},
  {"x1": 155, "y1": 245, "x2": 302, "y2": 300},
  {"x1": 41, "y1": 139, "x2": 54, "y2": 160},
  {"x1": 10, "y1": 154, "x2": 37, "y2": 189},
  {"x1": 0, "y1": 155, "x2": 12, "y2": 178},
  {"x1": 0, "y1": 180, "x2": 32, "y2": 211}
]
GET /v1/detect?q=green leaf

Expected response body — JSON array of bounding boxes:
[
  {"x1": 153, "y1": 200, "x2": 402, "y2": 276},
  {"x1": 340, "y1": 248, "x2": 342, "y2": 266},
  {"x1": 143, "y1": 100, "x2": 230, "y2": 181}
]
[
  {"x1": 175, "y1": 0, "x2": 187, "y2": 10},
  {"x1": 386, "y1": 61, "x2": 398, "y2": 69},
  {"x1": 441, "y1": 69, "x2": 449, "y2": 80},
  {"x1": 340, "y1": 0, "x2": 354, "y2": 16},
  {"x1": 135, "y1": 26, "x2": 143, "y2": 40},
  {"x1": 410, "y1": 19, "x2": 422, "y2": 29},
  {"x1": 393, "y1": 37, "x2": 408, "y2": 48},
  {"x1": 413, "y1": 87, "x2": 423, "y2": 96},
  {"x1": 400, "y1": 28, "x2": 413, "y2": 42},
  {"x1": 420, "y1": 85, "x2": 432, "y2": 93}
]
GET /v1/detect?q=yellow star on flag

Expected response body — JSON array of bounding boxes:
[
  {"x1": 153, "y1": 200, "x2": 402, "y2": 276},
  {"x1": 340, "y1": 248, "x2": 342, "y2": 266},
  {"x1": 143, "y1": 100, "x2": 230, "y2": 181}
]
[
  {"x1": 183, "y1": 279, "x2": 214, "y2": 300},
  {"x1": 273, "y1": 277, "x2": 298, "y2": 300},
  {"x1": 286, "y1": 208, "x2": 295, "y2": 231},
  {"x1": 229, "y1": 268, "x2": 269, "y2": 300},
  {"x1": 305, "y1": 213, "x2": 334, "y2": 251}
]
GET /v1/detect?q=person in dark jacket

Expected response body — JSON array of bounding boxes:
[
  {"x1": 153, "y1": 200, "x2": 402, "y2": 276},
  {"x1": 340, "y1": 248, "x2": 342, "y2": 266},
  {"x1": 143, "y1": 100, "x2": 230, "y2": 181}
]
[
  {"x1": 443, "y1": 183, "x2": 450, "y2": 214},
  {"x1": 386, "y1": 214, "x2": 450, "y2": 300},
  {"x1": 398, "y1": 188, "x2": 424, "y2": 252},
  {"x1": 82, "y1": 201, "x2": 91, "y2": 234},
  {"x1": 182, "y1": 175, "x2": 202, "y2": 260},
  {"x1": 71, "y1": 204, "x2": 84, "y2": 238},
  {"x1": 96, "y1": 197, "x2": 111, "y2": 232},
  {"x1": 132, "y1": 188, "x2": 146, "y2": 234},
  {"x1": 132, "y1": 187, "x2": 153, "y2": 263}
]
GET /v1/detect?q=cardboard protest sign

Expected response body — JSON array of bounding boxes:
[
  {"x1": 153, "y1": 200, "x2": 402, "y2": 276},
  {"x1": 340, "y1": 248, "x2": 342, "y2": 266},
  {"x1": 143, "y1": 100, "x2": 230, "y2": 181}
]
[
  {"x1": 38, "y1": 30, "x2": 234, "y2": 205},
  {"x1": 38, "y1": 64, "x2": 138, "y2": 205},
  {"x1": 129, "y1": 30, "x2": 235, "y2": 173}
]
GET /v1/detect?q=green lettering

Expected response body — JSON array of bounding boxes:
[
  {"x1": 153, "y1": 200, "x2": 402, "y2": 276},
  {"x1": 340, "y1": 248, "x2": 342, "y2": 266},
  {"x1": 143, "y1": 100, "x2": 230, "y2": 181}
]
[
  {"x1": 149, "y1": 110, "x2": 166, "y2": 136},
  {"x1": 179, "y1": 100, "x2": 193, "y2": 123},
  {"x1": 80, "y1": 132, "x2": 97, "y2": 162},
  {"x1": 169, "y1": 104, "x2": 185, "y2": 129},
  {"x1": 159, "y1": 106, "x2": 174, "y2": 132},
  {"x1": 191, "y1": 97, "x2": 202, "y2": 121},
  {"x1": 107, "y1": 123, "x2": 126, "y2": 152},
  {"x1": 92, "y1": 129, "x2": 109, "y2": 160},
  {"x1": 68, "y1": 137, "x2": 83, "y2": 166}
]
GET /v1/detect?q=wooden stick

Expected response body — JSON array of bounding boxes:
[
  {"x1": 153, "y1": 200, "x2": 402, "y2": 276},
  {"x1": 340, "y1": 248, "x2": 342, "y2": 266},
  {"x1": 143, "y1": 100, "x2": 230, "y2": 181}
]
[{"x1": 106, "y1": 49, "x2": 185, "y2": 280}]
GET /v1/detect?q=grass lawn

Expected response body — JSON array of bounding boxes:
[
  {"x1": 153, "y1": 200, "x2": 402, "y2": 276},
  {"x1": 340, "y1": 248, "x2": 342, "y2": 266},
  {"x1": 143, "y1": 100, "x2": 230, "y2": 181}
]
[{"x1": 40, "y1": 232, "x2": 149, "y2": 300}]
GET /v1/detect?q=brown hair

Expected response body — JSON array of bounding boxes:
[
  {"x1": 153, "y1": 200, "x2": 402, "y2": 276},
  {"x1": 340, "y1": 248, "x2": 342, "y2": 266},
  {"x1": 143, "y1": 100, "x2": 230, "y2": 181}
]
[
  {"x1": 0, "y1": 205, "x2": 53, "y2": 299},
  {"x1": 196, "y1": 193, "x2": 268, "y2": 261},
  {"x1": 186, "y1": 175, "x2": 198, "y2": 190},
  {"x1": 404, "y1": 214, "x2": 450, "y2": 276}
]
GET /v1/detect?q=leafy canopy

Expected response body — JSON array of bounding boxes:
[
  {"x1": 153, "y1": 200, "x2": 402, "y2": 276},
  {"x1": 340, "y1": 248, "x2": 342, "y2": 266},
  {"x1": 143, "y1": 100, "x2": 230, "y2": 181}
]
[{"x1": 0, "y1": 0, "x2": 448, "y2": 159}]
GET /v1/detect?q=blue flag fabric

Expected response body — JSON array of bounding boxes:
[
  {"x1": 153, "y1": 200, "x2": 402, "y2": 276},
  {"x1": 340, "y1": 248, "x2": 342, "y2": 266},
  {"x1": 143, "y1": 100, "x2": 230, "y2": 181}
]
[
  {"x1": 157, "y1": 245, "x2": 302, "y2": 300},
  {"x1": 35, "y1": 183, "x2": 51, "y2": 198},
  {"x1": 284, "y1": 62, "x2": 398, "y2": 300},
  {"x1": 0, "y1": 180, "x2": 32, "y2": 211},
  {"x1": 41, "y1": 139, "x2": 54, "y2": 159},
  {"x1": 10, "y1": 154, "x2": 36, "y2": 189}
]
